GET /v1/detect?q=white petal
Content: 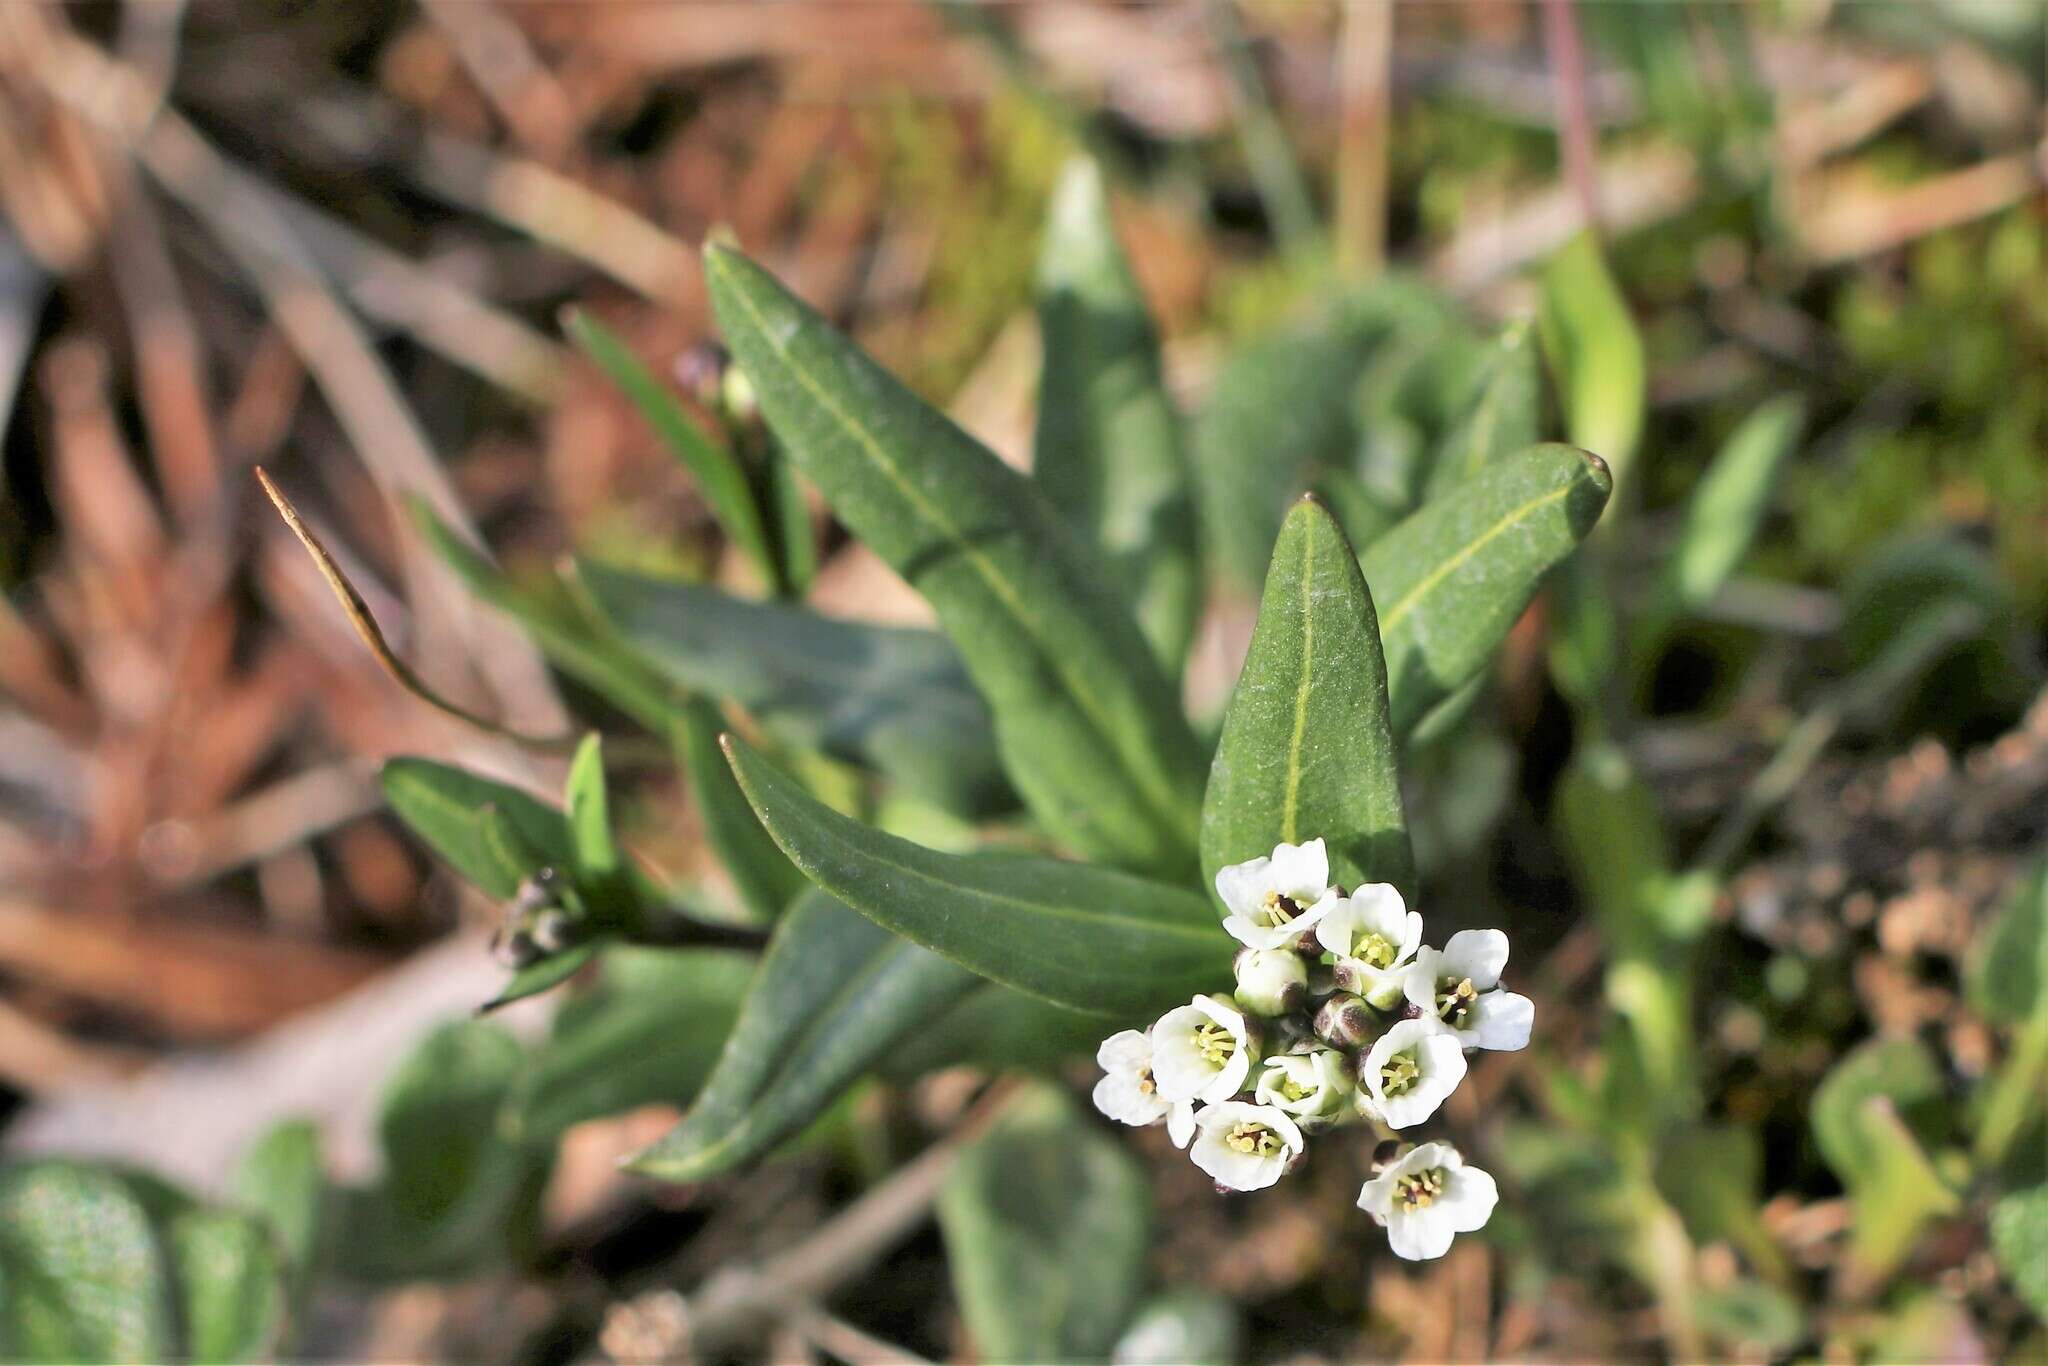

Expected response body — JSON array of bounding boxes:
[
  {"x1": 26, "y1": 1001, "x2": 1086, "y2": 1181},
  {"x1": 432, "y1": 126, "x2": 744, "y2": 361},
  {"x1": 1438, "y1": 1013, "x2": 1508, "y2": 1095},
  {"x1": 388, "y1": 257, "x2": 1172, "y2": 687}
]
[
  {"x1": 1386, "y1": 1207, "x2": 1458, "y2": 1260},
  {"x1": 1266, "y1": 839, "x2": 1330, "y2": 903},
  {"x1": 1402, "y1": 950, "x2": 1444, "y2": 1013},
  {"x1": 1148, "y1": 1006, "x2": 1218, "y2": 1101},
  {"x1": 1402, "y1": 1140, "x2": 1460, "y2": 1173},
  {"x1": 1435, "y1": 1165, "x2": 1500, "y2": 1234},
  {"x1": 1204, "y1": 1046, "x2": 1253, "y2": 1103},
  {"x1": 1222, "y1": 914, "x2": 1295, "y2": 951},
  {"x1": 1190, "y1": 1139, "x2": 1286, "y2": 1191},
  {"x1": 1095, "y1": 1029, "x2": 1151, "y2": 1072},
  {"x1": 1463, "y1": 990, "x2": 1534, "y2": 1051},
  {"x1": 1440, "y1": 928, "x2": 1510, "y2": 989},
  {"x1": 1356, "y1": 1169, "x2": 1396, "y2": 1219},
  {"x1": 1365, "y1": 1021, "x2": 1467, "y2": 1129},
  {"x1": 1355, "y1": 883, "x2": 1415, "y2": 943},
  {"x1": 1167, "y1": 1102, "x2": 1197, "y2": 1149},
  {"x1": 1214, "y1": 857, "x2": 1273, "y2": 917},
  {"x1": 1092, "y1": 1071, "x2": 1169, "y2": 1126}
]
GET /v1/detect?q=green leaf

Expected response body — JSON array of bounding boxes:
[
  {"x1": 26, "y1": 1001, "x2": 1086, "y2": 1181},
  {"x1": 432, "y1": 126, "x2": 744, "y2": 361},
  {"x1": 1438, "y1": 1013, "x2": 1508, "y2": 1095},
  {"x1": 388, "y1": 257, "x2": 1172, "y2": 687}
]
[
  {"x1": 1811, "y1": 1038, "x2": 1958, "y2": 1280},
  {"x1": 1652, "y1": 1124, "x2": 1788, "y2": 1284},
  {"x1": 1425, "y1": 319, "x2": 1540, "y2": 502},
  {"x1": 1201, "y1": 496, "x2": 1412, "y2": 899},
  {"x1": 409, "y1": 498, "x2": 683, "y2": 734},
  {"x1": 1352, "y1": 321, "x2": 1484, "y2": 512},
  {"x1": 230, "y1": 1120, "x2": 323, "y2": 1302},
  {"x1": 628, "y1": 891, "x2": 977, "y2": 1181},
  {"x1": 480, "y1": 942, "x2": 601, "y2": 1014},
  {"x1": 1990, "y1": 1184, "x2": 2048, "y2": 1319},
  {"x1": 1034, "y1": 156, "x2": 1198, "y2": 675},
  {"x1": 564, "y1": 308, "x2": 779, "y2": 590},
  {"x1": 938, "y1": 1081, "x2": 1150, "y2": 1363},
  {"x1": 578, "y1": 560, "x2": 1008, "y2": 818},
  {"x1": 704, "y1": 243, "x2": 1204, "y2": 874},
  {"x1": 1968, "y1": 858, "x2": 2047, "y2": 1025},
  {"x1": 565, "y1": 734, "x2": 628, "y2": 915},
  {"x1": 333, "y1": 1021, "x2": 541, "y2": 1281},
  {"x1": 1540, "y1": 231, "x2": 1645, "y2": 485},
  {"x1": 0, "y1": 1162, "x2": 174, "y2": 1363},
  {"x1": 1692, "y1": 1281, "x2": 1804, "y2": 1356},
  {"x1": 379, "y1": 1020, "x2": 525, "y2": 1231},
  {"x1": 672, "y1": 698, "x2": 807, "y2": 921},
  {"x1": 161, "y1": 1208, "x2": 285, "y2": 1364},
  {"x1": 883, "y1": 983, "x2": 1106, "y2": 1078},
  {"x1": 724, "y1": 736, "x2": 1228, "y2": 1015},
  {"x1": 1365, "y1": 444, "x2": 1612, "y2": 740},
  {"x1": 764, "y1": 443, "x2": 817, "y2": 595},
  {"x1": 518, "y1": 945, "x2": 756, "y2": 1145},
  {"x1": 381, "y1": 759, "x2": 574, "y2": 901},
  {"x1": 1670, "y1": 395, "x2": 1805, "y2": 608},
  {"x1": 1555, "y1": 742, "x2": 1674, "y2": 963},
  {"x1": 1191, "y1": 315, "x2": 1378, "y2": 591},
  {"x1": 1111, "y1": 1289, "x2": 1244, "y2": 1366}
]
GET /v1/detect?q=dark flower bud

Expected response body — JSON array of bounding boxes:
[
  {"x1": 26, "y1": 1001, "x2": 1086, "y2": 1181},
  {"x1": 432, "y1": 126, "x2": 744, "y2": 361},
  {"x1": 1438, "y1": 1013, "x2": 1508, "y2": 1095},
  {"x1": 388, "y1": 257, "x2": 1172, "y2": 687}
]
[{"x1": 1313, "y1": 992, "x2": 1376, "y2": 1049}]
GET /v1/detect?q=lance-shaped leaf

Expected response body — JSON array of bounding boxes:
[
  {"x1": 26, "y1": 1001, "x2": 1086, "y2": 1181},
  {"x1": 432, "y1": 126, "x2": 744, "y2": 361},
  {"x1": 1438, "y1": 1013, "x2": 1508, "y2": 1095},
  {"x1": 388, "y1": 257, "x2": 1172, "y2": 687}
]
[
  {"x1": 1425, "y1": 318, "x2": 1539, "y2": 502},
  {"x1": 1991, "y1": 1186, "x2": 2048, "y2": 1320},
  {"x1": 1192, "y1": 317, "x2": 1376, "y2": 592},
  {"x1": 0, "y1": 1163, "x2": 174, "y2": 1362},
  {"x1": 1670, "y1": 395, "x2": 1805, "y2": 609},
  {"x1": 231, "y1": 1120, "x2": 324, "y2": 1313},
  {"x1": 723, "y1": 737, "x2": 1228, "y2": 1014},
  {"x1": 1201, "y1": 497, "x2": 1411, "y2": 898},
  {"x1": 161, "y1": 1206, "x2": 287, "y2": 1364},
  {"x1": 704, "y1": 243, "x2": 1203, "y2": 875},
  {"x1": 1365, "y1": 444, "x2": 1613, "y2": 740},
  {"x1": 564, "y1": 308, "x2": 780, "y2": 590},
  {"x1": 672, "y1": 698, "x2": 807, "y2": 921},
  {"x1": 565, "y1": 734, "x2": 630, "y2": 914},
  {"x1": 1034, "y1": 156, "x2": 1198, "y2": 674},
  {"x1": 579, "y1": 560, "x2": 1008, "y2": 817},
  {"x1": 518, "y1": 946, "x2": 756, "y2": 1145},
  {"x1": 381, "y1": 759, "x2": 575, "y2": 901},
  {"x1": 1540, "y1": 231, "x2": 1645, "y2": 487},
  {"x1": 938, "y1": 1081, "x2": 1151, "y2": 1363},
  {"x1": 628, "y1": 891, "x2": 977, "y2": 1181},
  {"x1": 410, "y1": 498, "x2": 682, "y2": 734}
]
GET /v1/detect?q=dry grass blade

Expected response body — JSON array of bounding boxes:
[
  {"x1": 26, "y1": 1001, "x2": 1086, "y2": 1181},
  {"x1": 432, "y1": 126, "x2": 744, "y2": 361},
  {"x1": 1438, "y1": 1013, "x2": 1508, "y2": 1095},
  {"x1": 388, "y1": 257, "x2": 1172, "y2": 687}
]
[{"x1": 254, "y1": 466, "x2": 576, "y2": 752}]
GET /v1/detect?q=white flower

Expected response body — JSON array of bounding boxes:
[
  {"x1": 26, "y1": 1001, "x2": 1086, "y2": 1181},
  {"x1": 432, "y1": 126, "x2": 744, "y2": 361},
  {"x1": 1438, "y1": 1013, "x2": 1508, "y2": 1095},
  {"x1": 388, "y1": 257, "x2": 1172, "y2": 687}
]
[
  {"x1": 1232, "y1": 946, "x2": 1308, "y2": 1017},
  {"x1": 1215, "y1": 839, "x2": 1340, "y2": 950},
  {"x1": 1092, "y1": 1029, "x2": 1172, "y2": 1127},
  {"x1": 1357, "y1": 1141, "x2": 1499, "y2": 1260},
  {"x1": 1187, "y1": 1101, "x2": 1304, "y2": 1191},
  {"x1": 1149, "y1": 995, "x2": 1254, "y2": 1103},
  {"x1": 1402, "y1": 929, "x2": 1534, "y2": 1051},
  {"x1": 1167, "y1": 1101, "x2": 1197, "y2": 1149},
  {"x1": 1361, "y1": 1018, "x2": 1467, "y2": 1129},
  {"x1": 1253, "y1": 1048, "x2": 1353, "y2": 1126},
  {"x1": 1318, "y1": 882, "x2": 1423, "y2": 1009}
]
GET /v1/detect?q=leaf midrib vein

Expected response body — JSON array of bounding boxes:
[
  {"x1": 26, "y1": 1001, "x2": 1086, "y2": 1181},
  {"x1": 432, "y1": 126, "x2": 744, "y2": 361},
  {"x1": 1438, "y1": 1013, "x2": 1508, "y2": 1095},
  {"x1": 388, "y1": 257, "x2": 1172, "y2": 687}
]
[
  {"x1": 1280, "y1": 519, "x2": 1316, "y2": 842},
  {"x1": 711, "y1": 252, "x2": 1187, "y2": 839},
  {"x1": 1377, "y1": 480, "x2": 1577, "y2": 633}
]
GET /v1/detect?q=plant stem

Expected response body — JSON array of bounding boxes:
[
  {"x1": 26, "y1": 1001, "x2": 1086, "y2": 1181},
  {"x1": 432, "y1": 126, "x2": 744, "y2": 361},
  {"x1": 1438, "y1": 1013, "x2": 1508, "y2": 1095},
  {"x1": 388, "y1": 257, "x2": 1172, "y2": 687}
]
[
  {"x1": 1335, "y1": 0, "x2": 1393, "y2": 277},
  {"x1": 1205, "y1": 0, "x2": 1319, "y2": 254},
  {"x1": 1540, "y1": 0, "x2": 1602, "y2": 231}
]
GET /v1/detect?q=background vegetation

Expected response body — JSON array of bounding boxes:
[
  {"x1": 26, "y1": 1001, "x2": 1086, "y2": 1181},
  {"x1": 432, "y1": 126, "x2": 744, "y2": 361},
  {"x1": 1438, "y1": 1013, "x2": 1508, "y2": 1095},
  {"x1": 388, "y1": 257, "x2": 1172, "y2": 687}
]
[{"x1": 0, "y1": 1, "x2": 2044, "y2": 1360}]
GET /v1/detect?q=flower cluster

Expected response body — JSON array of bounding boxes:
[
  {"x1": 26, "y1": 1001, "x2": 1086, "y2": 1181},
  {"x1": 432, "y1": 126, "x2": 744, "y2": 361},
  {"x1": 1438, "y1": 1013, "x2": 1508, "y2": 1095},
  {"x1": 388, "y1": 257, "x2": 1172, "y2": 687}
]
[{"x1": 1093, "y1": 839, "x2": 1530, "y2": 1261}]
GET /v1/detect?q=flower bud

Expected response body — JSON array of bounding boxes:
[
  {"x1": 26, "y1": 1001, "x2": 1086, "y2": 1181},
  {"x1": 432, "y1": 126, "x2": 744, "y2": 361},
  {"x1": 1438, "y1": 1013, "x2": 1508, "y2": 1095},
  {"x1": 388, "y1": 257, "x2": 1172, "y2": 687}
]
[
  {"x1": 1313, "y1": 991, "x2": 1376, "y2": 1049},
  {"x1": 673, "y1": 340, "x2": 731, "y2": 408},
  {"x1": 1232, "y1": 946, "x2": 1308, "y2": 1017}
]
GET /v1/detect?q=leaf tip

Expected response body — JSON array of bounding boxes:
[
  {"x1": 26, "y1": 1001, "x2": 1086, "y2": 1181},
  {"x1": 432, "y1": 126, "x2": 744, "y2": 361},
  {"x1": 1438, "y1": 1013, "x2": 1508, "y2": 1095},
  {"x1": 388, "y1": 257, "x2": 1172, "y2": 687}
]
[{"x1": 1579, "y1": 449, "x2": 1613, "y2": 494}]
